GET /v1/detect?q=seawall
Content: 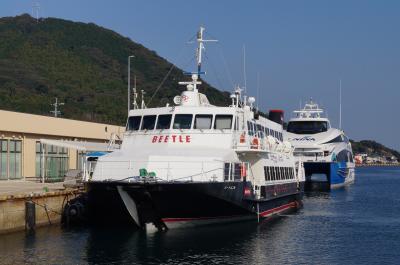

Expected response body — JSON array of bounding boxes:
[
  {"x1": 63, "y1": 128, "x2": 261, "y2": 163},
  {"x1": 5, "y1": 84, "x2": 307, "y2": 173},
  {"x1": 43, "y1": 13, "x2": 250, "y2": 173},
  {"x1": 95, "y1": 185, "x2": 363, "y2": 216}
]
[{"x1": 0, "y1": 189, "x2": 81, "y2": 234}]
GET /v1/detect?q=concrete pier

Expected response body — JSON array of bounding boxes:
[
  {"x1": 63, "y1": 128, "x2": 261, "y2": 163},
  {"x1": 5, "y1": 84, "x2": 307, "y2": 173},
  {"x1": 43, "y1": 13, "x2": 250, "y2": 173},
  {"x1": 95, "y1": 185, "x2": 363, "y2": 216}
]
[{"x1": 0, "y1": 181, "x2": 82, "y2": 234}]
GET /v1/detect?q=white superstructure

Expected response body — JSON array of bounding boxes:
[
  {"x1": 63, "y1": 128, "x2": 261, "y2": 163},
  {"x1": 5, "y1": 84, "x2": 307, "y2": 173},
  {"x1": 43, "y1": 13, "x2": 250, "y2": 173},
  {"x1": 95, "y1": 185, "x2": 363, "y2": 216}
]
[
  {"x1": 90, "y1": 27, "x2": 305, "y2": 198},
  {"x1": 284, "y1": 100, "x2": 355, "y2": 188}
]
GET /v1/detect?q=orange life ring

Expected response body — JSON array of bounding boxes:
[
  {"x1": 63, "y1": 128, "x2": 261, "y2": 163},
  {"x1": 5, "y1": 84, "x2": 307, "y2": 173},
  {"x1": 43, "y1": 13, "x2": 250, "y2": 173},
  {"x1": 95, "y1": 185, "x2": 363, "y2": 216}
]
[
  {"x1": 251, "y1": 137, "x2": 259, "y2": 149},
  {"x1": 240, "y1": 133, "x2": 246, "y2": 143}
]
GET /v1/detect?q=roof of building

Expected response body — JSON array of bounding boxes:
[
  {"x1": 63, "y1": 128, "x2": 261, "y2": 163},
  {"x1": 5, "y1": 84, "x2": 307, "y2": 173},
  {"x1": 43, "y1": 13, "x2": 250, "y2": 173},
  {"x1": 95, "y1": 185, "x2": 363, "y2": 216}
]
[{"x1": 0, "y1": 109, "x2": 125, "y2": 140}]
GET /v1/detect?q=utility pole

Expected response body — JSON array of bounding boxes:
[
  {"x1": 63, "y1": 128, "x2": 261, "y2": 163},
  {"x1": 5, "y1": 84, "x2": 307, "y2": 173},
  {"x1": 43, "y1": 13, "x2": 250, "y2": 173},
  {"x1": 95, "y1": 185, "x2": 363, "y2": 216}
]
[
  {"x1": 50, "y1": 97, "x2": 64, "y2": 117},
  {"x1": 128, "y1": 55, "x2": 135, "y2": 114},
  {"x1": 339, "y1": 79, "x2": 342, "y2": 130}
]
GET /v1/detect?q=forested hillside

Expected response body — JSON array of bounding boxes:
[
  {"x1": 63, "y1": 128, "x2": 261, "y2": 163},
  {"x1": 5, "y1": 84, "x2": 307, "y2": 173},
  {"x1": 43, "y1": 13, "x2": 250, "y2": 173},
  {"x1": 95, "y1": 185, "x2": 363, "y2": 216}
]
[{"x1": 0, "y1": 14, "x2": 230, "y2": 125}]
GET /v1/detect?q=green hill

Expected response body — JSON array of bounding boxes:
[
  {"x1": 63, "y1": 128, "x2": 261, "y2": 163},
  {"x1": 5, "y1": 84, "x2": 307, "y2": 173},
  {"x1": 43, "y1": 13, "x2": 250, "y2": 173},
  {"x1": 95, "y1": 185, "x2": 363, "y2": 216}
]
[
  {"x1": 0, "y1": 14, "x2": 230, "y2": 124},
  {"x1": 351, "y1": 140, "x2": 400, "y2": 160}
]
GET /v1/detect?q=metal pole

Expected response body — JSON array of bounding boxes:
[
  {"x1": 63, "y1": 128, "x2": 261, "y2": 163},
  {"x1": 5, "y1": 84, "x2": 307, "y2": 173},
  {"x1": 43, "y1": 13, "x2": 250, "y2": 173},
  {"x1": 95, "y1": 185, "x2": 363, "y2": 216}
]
[
  {"x1": 128, "y1": 55, "x2": 134, "y2": 114},
  {"x1": 41, "y1": 143, "x2": 45, "y2": 183}
]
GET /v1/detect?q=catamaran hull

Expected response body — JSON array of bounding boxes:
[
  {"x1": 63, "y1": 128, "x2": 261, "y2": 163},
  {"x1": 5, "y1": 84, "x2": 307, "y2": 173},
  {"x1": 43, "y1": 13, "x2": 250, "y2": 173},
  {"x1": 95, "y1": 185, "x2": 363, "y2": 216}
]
[
  {"x1": 86, "y1": 181, "x2": 304, "y2": 229},
  {"x1": 304, "y1": 162, "x2": 355, "y2": 190}
]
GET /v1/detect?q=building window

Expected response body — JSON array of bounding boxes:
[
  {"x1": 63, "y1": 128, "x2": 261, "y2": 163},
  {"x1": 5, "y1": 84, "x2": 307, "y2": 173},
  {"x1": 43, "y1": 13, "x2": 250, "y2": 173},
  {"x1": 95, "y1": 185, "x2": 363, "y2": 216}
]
[
  {"x1": 0, "y1": 139, "x2": 22, "y2": 180},
  {"x1": 9, "y1": 140, "x2": 22, "y2": 179},
  {"x1": 0, "y1": 140, "x2": 8, "y2": 180},
  {"x1": 36, "y1": 142, "x2": 69, "y2": 182}
]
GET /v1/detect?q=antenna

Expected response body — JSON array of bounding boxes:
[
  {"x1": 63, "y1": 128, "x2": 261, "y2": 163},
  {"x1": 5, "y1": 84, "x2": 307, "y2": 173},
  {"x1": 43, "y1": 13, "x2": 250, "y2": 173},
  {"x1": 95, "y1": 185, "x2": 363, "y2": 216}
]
[
  {"x1": 140, "y1": 90, "x2": 146, "y2": 109},
  {"x1": 339, "y1": 79, "x2": 342, "y2": 130},
  {"x1": 195, "y1": 26, "x2": 218, "y2": 76},
  {"x1": 256, "y1": 72, "x2": 260, "y2": 110},
  {"x1": 132, "y1": 75, "x2": 139, "y2": 110},
  {"x1": 50, "y1": 97, "x2": 64, "y2": 117},
  {"x1": 243, "y1": 45, "x2": 247, "y2": 94},
  {"x1": 32, "y1": 1, "x2": 40, "y2": 23},
  {"x1": 127, "y1": 55, "x2": 134, "y2": 113}
]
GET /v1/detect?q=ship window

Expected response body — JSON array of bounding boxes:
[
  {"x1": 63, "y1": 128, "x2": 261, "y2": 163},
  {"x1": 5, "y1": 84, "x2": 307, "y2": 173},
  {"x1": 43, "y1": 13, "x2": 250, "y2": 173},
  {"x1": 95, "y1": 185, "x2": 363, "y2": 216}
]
[
  {"x1": 194, "y1": 114, "x2": 213, "y2": 129},
  {"x1": 141, "y1": 115, "x2": 156, "y2": 130},
  {"x1": 337, "y1": 150, "x2": 353, "y2": 163},
  {"x1": 247, "y1": 121, "x2": 254, "y2": 136},
  {"x1": 156, "y1": 114, "x2": 172, "y2": 129},
  {"x1": 264, "y1": 167, "x2": 268, "y2": 181},
  {"x1": 234, "y1": 163, "x2": 241, "y2": 180},
  {"x1": 287, "y1": 121, "x2": 328, "y2": 134},
  {"x1": 127, "y1": 116, "x2": 142, "y2": 131},
  {"x1": 215, "y1": 115, "x2": 233, "y2": 130},
  {"x1": 270, "y1": 167, "x2": 274, "y2": 181},
  {"x1": 273, "y1": 167, "x2": 278, "y2": 180},
  {"x1": 325, "y1": 135, "x2": 343, "y2": 144},
  {"x1": 173, "y1": 114, "x2": 193, "y2": 129},
  {"x1": 257, "y1": 124, "x2": 264, "y2": 138},
  {"x1": 224, "y1": 163, "x2": 230, "y2": 181},
  {"x1": 269, "y1": 167, "x2": 272, "y2": 181}
]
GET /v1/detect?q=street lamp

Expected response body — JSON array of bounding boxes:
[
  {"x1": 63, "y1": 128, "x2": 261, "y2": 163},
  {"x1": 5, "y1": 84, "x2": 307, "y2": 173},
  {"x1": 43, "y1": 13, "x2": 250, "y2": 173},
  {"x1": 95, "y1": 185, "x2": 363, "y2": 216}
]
[{"x1": 128, "y1": 55, "x2": 135, "y2": 113}]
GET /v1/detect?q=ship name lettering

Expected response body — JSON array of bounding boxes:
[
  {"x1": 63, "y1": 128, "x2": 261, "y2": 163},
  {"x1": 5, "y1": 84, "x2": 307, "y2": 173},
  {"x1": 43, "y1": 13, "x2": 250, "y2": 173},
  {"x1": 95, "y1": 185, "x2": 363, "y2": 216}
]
[{"x1": 152, "y1": 135, "x2": 191, "y2": 143}]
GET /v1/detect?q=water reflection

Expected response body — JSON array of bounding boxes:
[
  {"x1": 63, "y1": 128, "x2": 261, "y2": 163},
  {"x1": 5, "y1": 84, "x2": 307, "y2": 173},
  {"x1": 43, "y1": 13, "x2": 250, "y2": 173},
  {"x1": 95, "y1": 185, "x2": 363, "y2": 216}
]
[{"x1": 1, "y1": 167, "x2": 400, "y2": 264}]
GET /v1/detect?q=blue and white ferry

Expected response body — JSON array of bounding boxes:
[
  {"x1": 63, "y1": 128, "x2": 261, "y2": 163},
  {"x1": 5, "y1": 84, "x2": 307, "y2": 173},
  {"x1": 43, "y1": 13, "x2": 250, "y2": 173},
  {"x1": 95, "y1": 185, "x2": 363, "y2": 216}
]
[{"x1": 284, "y1": 100, "x2": 355, "y2": 190}]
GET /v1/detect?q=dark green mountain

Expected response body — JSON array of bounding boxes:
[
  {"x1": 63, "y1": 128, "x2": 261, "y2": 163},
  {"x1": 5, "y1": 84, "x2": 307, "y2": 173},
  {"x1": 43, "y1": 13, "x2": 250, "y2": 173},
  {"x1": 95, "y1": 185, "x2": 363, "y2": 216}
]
[
  {"x1": 0, "y1": 14, "x2": 230, "y2": 124},
  {"x1": 351, "y1": 140, "x2": 400, "y2": 160}
]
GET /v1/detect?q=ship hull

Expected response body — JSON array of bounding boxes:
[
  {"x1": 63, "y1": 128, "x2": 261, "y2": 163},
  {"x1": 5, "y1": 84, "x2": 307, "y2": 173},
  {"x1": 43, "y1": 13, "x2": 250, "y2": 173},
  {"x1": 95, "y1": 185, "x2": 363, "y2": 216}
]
[
  {"x1": 304, "y1": 162, "x2": 355, "y2": 190},
  {"x1": 86, "y1": 180, "x2": 303, "y2": 229}
]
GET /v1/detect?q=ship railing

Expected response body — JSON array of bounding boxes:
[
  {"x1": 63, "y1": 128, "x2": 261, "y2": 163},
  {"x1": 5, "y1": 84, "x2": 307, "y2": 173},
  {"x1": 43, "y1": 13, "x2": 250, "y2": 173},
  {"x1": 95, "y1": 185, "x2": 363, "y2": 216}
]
[
  {"x1": 90, "y1": 160, "x2": 255, "y2": 184},
  {"x1": 233, "y1": 131, "x2": 265, "y2": 151},
  {"x1": 232, "y1": 131, "x2": 291, "y2": 154},
  {"x1": 91, "y1": 160, "x2": 228, "y2": 183}
]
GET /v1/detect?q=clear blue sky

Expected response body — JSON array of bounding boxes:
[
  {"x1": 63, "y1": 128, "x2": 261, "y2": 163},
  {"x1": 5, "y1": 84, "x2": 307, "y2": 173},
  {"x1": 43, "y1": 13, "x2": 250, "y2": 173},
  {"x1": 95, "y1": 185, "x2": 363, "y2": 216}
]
[{"x1": 1, "y1": 0, "x2": 399, "y2": 150}]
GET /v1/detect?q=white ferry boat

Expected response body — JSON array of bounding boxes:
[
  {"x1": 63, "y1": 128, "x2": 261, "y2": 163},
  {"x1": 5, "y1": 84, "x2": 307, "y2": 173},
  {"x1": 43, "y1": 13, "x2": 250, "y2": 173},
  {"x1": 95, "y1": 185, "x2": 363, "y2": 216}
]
[
  {"x1": 85, "y1": 27, "x2": 305, "y2": 230},
  {"x1": 284, "y1": 100, "x2": 355, "y2": 190}
]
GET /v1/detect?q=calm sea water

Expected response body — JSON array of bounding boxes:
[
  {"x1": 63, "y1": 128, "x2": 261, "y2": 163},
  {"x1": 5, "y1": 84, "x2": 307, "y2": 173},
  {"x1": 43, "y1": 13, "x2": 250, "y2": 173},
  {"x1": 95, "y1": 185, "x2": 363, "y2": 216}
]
[{"x1": 1, "y1": 167, "x2": 399, "y2": 265}]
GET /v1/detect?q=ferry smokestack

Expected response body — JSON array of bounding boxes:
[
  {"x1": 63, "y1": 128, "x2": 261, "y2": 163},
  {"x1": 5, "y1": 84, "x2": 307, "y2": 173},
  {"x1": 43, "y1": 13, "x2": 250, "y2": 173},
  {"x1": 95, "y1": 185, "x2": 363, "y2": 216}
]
[{"x1": 269, "y1": 109, "x2": 284, "y2": 125}]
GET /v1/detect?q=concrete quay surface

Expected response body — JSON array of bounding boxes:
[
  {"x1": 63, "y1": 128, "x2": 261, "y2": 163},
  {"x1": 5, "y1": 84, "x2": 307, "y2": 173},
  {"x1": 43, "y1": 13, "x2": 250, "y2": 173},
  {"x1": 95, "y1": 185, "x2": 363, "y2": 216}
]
[
  {"x1": 0, "y1": 181, "x2": 82, "y2": 234},
  {"x1": 0, "y1": 181, "x2": 65, "y2": 197}
]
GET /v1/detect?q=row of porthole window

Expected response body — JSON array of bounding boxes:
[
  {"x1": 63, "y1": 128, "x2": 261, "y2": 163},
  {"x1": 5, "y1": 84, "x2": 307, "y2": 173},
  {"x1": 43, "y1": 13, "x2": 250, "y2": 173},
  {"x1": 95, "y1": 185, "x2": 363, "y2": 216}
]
[
  {"x1": 247, "y1": 121, "x2": 283, "y2": 142},
  {"x1": 264, "y1": 166, "x2": 295, "y2": 181},
  {"x1": 127, "y1": 114, "x2": 234, "y2": 131}
]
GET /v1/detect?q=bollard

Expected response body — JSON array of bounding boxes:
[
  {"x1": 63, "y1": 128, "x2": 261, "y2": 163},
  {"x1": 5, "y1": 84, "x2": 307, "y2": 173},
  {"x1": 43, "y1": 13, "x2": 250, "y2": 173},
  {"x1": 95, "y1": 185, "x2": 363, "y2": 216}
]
[{"x1": 25, "y1": 200, "x2": 36, "y2": 233}]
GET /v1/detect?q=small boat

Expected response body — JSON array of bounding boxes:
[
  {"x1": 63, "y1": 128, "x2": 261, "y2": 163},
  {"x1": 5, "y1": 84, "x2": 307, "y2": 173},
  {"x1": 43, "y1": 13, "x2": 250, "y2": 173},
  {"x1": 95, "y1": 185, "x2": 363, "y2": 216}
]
[
  {"x1": 86, "y1": 27, "x2": 305, "y2": 230},
  {"x1": 284, "y1": 100, "x2": 355, "y2": 190}
]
